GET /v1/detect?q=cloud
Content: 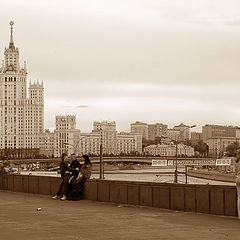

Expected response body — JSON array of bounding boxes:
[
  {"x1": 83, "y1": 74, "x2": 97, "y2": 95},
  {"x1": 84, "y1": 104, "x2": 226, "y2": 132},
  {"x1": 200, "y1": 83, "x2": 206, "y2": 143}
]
[
  {"x1": 76, "y1": 105, "x2": 89, "y2": 108},
  {"x1": 225, "y1": 18, "x2": 240, "y2": 27},
  {"x1": 61, "y1": 105, "x2": 89, "y2": 108}
]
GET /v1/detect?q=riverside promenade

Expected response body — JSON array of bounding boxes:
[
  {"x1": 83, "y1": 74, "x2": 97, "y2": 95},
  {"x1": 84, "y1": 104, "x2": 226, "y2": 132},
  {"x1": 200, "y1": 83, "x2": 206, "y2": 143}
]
[{"x1": 0, "y1": 190, "x2": 240, "y2": 240}]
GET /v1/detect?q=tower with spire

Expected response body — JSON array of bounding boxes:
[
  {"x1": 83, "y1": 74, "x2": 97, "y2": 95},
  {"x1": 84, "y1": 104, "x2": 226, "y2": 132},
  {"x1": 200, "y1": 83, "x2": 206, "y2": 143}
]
[{"x1": 0, "y1": 22, "x2": 44, "y2": 155}]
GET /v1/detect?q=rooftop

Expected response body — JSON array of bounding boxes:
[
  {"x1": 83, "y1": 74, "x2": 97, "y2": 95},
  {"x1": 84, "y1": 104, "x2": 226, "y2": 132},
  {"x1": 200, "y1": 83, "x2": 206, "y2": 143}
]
[{"x1": 0, "y1": 190, "x2": 239, "y2": 240}]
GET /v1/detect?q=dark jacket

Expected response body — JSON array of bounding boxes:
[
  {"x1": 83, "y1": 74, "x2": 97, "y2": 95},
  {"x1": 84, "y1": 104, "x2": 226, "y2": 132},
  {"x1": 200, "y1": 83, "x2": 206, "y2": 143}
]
[{"x1": 60, "y1": 161, "x2": 72, "y2": 178}]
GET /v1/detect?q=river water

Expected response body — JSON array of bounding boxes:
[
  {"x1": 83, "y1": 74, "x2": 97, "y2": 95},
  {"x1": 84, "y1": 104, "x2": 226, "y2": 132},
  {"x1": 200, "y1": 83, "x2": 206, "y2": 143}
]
[
  {"x1": 22, "y1": 167, "x2": 236, "y2": 186},
  {"x1": 91, "y1": 168, "x2": 236, "y2": 186}
]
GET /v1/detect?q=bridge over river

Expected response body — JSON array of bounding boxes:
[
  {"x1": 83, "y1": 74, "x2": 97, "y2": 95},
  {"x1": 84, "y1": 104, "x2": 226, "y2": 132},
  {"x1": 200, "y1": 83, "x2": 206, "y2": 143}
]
[{"x1": 5, "y1": 156, "x2": 216, "y2": 165}]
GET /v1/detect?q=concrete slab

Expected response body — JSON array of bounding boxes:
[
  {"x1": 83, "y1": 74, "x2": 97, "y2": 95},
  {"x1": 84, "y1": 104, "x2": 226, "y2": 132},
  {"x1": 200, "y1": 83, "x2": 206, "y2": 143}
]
[{"x1": 0, "y1": 190, "x2": 240, "y2": 240}]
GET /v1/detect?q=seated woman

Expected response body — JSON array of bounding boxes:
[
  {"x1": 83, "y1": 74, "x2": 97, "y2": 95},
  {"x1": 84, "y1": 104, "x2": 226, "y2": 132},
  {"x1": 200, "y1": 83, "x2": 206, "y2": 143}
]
[{"x1": 71, "y1": 154, "x2": 92, "y2": 201}]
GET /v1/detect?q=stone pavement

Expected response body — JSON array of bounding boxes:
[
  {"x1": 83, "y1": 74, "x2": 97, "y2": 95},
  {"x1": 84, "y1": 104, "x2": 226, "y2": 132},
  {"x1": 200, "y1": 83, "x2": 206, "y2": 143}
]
[{"x1": 0, "y1": 190, "x2": 240, "y2": 240}]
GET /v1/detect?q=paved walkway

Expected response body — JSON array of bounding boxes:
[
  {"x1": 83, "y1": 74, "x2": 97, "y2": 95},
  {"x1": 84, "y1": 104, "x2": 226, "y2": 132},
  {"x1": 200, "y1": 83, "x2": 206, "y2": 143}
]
[{"x1": 0, "y1": 190, "x2": 240, "y2": 240}]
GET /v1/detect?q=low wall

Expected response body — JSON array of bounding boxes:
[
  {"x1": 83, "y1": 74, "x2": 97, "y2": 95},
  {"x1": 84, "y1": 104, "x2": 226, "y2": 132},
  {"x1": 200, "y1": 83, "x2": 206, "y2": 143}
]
[{"x1": 0, "y1": 174, "x2": 238, "y2": 217}]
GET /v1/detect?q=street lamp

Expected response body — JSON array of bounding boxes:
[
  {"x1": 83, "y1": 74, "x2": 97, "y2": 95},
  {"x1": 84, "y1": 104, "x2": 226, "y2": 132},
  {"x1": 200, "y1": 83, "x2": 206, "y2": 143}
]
[
  {"x1": 99, "y1": 128, "x2": 104, "y2": 179},
  {"x1": 174, "y1": 125, "x2": 196, "y2": 183}
]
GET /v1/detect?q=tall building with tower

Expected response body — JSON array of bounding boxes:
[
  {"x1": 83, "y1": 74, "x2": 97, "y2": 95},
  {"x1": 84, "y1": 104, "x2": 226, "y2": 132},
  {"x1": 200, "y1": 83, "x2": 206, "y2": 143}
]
[{"x1": 0, "y1": 22, "x2": 44, "y2": 158}]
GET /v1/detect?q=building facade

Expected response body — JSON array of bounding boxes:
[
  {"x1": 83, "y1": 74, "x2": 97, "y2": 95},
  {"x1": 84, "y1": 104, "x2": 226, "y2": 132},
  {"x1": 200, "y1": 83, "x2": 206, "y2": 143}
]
[
  {"x1": 117, "y1": 132, "x2": 142, "y2": 155},
  {"x1": 93, "y1": 121, "x2": 117, "y2": 155},
  {"x1": 42, "y1": 118, "x2": 143, "y2": 157},
  {"x1": 54, "y1": 115, "x2": 80, "y2": 157},
  {"x1": 144, "y1": 143, "x2": 194, "y2": 157},
  {"x1": 173, "y1": 123, "x2": 191, "y2": 141},
  {"x1": 190, "y1": 132, "x2": 203, "y2": 145},
  {"x1": 0, "y1": 22, "x2": 44, "y2": 156},
  {"x1": 130, "y1": 121, "x2": 148, "y2": 140},
  {"x1": 39, "y1": 130, "x2": 55, "y2": 157},
  {"x1": 166, "y1": 129, "x2": 180, "y2": 142},
  {"x1": 148, "y1": 123, "x2": 168, "y2": 141},
  {"x1": 202, "y1": 125, "x2": 240, "y2": 156}
]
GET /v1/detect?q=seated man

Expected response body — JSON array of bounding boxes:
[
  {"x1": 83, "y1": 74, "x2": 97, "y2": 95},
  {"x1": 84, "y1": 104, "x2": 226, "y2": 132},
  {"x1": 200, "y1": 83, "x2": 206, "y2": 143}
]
[
  {"x1": 52, "y1": 153, "x2": 78, "y2": 200},
  {"x1": 67, "y1": 158, "x2": 82, "y2": 200}
]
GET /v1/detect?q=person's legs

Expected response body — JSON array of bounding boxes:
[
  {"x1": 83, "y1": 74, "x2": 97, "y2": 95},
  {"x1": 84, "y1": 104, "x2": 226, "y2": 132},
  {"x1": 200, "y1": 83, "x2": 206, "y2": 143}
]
[
  {"x1": 52, "y1": 178, "x2": 64, "y2": 199},
  {"x1": 57, "y1": 180, "x2": 64, "y2": 196},
  {"x1": 236, "y1": 176, "x2": 240, "y2": 219},
  {"x1": 61, "y1": 174, "x2": 71, "y2": 200},
  {"x1": 67, "y1": 176, "x2": 77, "y2": 200},
  {"x1": 72, "y1": 176, "x2": 86, "y2": 200}
]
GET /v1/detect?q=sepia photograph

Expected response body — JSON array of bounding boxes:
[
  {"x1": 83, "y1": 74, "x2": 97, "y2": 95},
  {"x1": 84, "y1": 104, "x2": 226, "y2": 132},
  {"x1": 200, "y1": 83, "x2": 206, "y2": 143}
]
[{"x1": 0, "y1": 0, "x2": 240, "y2": 239}]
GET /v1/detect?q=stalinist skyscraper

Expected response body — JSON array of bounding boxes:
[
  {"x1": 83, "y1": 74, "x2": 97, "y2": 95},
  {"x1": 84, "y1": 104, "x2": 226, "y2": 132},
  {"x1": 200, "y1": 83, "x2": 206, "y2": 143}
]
[{"x1": 0, "y1": 22, "x2": 44, "y2": 156}]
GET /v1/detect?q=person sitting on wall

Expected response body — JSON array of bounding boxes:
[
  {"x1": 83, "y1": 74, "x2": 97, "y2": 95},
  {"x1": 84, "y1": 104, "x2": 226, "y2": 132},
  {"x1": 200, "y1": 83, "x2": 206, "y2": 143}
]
[
  {"x1": 52, "y1": 153, "x2": 75, "y2": 200},
  {"x1": 71, "y1": 154, "x2": 92, "y2": 201},
  {"x1": 69, "y1": 158, "x2": 82, "y2": 184},
  {"x1": 67, "y1": 158, "x2": 82, "y2": 199},
  {"x1": 235, "y1": 150, "x2": 240, "y2": 219},
  {"x1": 0, "y1": 161, "x2": 5, "y2": 175}
]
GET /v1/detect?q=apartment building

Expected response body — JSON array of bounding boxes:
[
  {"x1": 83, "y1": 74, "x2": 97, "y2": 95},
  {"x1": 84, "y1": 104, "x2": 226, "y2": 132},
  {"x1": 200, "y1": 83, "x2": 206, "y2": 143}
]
[
  {"x1": 173, "y1": 123, "x2": 191, "y2": 141},
  {"x1": 130, "y1": 121, "x2": 148, "y2": 140},
  {"x1": 148, "y1": 123, "x2": 168, "y2": 141},
  {"x1": 202, "y1": 125, "x2": 240, "y2": 156}
]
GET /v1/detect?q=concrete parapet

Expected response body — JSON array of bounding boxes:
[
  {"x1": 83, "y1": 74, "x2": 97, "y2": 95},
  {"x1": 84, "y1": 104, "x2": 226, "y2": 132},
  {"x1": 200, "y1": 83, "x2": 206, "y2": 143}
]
[
  {"x1": 97, "y1": 181, "x2": 110, "y2": 202},
  {"x1": 84, "y1": 180, "x2": 98, "y2": 201},
  {"x1": 50, "y1": 177, "x2": 61, "y2": 196},
  {"x1": 22, "y1": 176, "x2": 29, "y2": 193},
  {"x1": 170, "y1": 186, "x2": 185, "y2": 211},
  {"x1": 185, "y1": 188, "x2": 196, "y2": 212},
  {"x1": 0, "y1": 175, "x2": 238, "y2": 218},
  {"x1": 110, "y1": 182, "x2": 127, "y2": 204},
  {"x1": 3, "y1": 175, "x2": 8, "y2": 190},
  {"x1": 0, "y1": 175, "x2": 2, "y2": 189},
  {"x1": 28, "y1": 176, "x2": 39, "y2": 194},
  {"x1": 7, "y1": 175, "x2": 14, "y2": 191},
  {"x1": 152, "y1": 186, "x2": 170, "y2": 209},
  {"x1": 196, "y1": 187, "x2": 210, "y2": 214},
  {"x1": 39, "y1": 177, "x2": 51, "y2": 195},
  {"x1": 140, "y1": 185, "x2": 153, "y2": 207},
  {"x1": 127, "y1": 185, "x2": 140, "y2": 205},
  {"x1": 13, "y1": 175, "x2": 23, "y2": 192},
  {"x1": 225, "y1": 188, "x2": 237, "y2": 216},
  {"x1": 210, "y1": 187, "x2": 224, "y2": 215}
]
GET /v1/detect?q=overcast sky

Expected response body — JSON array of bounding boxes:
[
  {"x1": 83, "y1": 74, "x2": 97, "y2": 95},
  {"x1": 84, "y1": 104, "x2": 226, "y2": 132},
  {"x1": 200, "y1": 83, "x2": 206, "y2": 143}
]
[{"x1": 1, "y1": 0, "x2": 240, "y2": 133}]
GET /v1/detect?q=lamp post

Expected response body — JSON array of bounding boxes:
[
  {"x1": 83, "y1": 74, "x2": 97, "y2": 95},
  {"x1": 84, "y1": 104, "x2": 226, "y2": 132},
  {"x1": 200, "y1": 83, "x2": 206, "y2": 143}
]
[
  {"x1": 64, "y1": 135, "x2": 88, "y2": 156},
  {"x1": 174, "y1": 125, "x2": 196, "y2": 183},
  {"x1": 99, "y1": 128, "x2": 104, "y2": 179}
]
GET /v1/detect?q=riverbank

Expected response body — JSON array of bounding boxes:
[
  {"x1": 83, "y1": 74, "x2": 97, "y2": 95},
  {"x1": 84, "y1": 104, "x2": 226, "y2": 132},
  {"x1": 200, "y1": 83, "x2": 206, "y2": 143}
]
[{"x1": 188, "y1": 169, "x2": 236, "y2": 183}]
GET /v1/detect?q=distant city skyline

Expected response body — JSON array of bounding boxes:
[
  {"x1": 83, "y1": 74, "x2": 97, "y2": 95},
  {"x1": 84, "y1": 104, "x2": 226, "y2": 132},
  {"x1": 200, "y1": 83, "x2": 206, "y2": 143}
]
[{"x1": 1, "y1": 0, "x2": 240, "y2": 133}]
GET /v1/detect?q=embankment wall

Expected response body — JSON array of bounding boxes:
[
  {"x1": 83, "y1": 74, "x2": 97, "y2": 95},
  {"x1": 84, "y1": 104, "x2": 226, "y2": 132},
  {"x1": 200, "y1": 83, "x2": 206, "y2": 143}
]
[{"x1": 0, "y1": 174, "x2": 237, "y2": 217}]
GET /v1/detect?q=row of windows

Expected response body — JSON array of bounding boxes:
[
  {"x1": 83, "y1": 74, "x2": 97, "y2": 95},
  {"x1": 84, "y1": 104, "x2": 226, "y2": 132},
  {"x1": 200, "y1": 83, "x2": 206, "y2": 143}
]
[{"x1": 3, "y1": 77, "x2": 25, "y2": 82}]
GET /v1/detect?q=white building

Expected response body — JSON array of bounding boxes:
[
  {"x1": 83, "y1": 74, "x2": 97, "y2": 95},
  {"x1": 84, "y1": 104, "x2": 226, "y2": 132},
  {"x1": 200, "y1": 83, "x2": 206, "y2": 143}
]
[
  {"x1": 44, "y1": 118, "x2": 143, "y2": 157},
  {"x1": 144, "y1": 144, "x2": 194, "y2": 157},
  {"x1": 39, "y1": 130, "x2": 55, "y2": 157},
  {"x1": 0, "y1": 22, "x2": 44, "y2": 154},
  {"x1": 117, "y1": 132, "x2": 142, "y2": 155},
  {"x1": 54, "y1": 115, "x2": 80, "y2": 157},
  {"x1": 93, "y1": 121, "x2": 117, "y2": 155}
]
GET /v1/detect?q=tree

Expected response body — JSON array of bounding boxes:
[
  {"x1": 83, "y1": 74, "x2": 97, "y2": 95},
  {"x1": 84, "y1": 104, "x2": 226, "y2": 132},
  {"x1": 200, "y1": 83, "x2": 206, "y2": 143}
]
[
  {"x1": 226, "y1": 141, "x2": 240, "y2": 157},
  {"x1": 194, "y1": 140, "x2": 208, "y2": 157}
]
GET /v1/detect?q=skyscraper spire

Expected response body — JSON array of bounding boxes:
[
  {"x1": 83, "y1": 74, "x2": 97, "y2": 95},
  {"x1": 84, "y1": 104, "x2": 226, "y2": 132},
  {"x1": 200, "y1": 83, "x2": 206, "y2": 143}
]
[{"x1": 9, "y1": 21, "x2": 14, "y2": 47}]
